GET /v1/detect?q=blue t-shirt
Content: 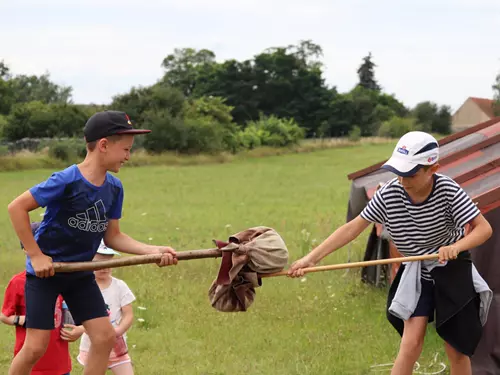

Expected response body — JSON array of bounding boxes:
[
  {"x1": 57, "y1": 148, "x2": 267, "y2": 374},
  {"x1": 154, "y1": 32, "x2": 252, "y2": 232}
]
[{"x1": 27, "y1": 165, "x2": 124, "y2": 275}]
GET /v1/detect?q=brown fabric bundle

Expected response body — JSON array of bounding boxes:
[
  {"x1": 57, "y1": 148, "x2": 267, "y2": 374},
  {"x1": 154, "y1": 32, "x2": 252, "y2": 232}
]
[{"x1": 208, "y1": 226, "x2": 289, "y2": 312}]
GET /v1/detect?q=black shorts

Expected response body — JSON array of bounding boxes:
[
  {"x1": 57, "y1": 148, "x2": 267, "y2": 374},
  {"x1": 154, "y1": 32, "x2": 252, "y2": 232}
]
[
  {"x1": 411, "y1": 278, "x2": 435, "y2": 319},
  {"x1": 25, "y1": 272, "x2": 108, "y2": 330}
]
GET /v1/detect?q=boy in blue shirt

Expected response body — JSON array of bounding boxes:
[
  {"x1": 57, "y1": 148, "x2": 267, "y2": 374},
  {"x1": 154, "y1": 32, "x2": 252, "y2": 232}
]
[{"x1": 7, "y1": 111, "x2": 178, "y2": 375}]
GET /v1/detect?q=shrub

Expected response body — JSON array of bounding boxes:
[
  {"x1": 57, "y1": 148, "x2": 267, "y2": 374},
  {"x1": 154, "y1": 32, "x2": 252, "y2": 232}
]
[
  {"x1": 378, "y1": 117, "x2": 417, "y2": 138},
  {"x1": 348, "y1": 125, "x2": 361, "y2": 142},
  {"x1": 0, "y1": 114, "x2": 8, "y2": 138},
  {"x1": 239, "y1": 126, "x2": 263, "y2": 149},
  {"x1": 183, "y1": 116, "x2": 225, "y2": 154},
  {"x1": 4, "y1": 101, "x2": 89, "y2": 141},
  {"x1": 142, "y1": 109, "x2": 187, "y2": 153},
  {"x1": 49, "y1": 142, "x2": 72, "y2": 161},
  {"x1": 184, "y1": 97, "x2": 241, "y2": 153},
  {"x1": 244, "y1": 115, "x2": 305, "y2": 147}
]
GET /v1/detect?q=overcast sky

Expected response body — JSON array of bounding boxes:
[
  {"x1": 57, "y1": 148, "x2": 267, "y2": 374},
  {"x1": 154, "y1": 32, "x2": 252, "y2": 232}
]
[{"x1": 2, "y1": 0, "x2": 499, "y2": 111}]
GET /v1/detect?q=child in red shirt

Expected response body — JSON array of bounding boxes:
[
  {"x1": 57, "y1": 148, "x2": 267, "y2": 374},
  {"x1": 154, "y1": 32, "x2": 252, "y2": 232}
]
[
  {"x1": 1, "y1": 223, "x2": 82, "y2": 375},
  {"x1": 1, "y1": 270, "x2": 75, "y2": 375}
]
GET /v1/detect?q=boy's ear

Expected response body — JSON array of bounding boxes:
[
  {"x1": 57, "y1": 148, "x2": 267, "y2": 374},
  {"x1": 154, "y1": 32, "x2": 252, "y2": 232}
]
[
  {"x1": 97, "y1": 138, "x2": 109, "y2": 152},
  {"x1": 431, "y1": 163, "x2": 440, "y2": 173}
]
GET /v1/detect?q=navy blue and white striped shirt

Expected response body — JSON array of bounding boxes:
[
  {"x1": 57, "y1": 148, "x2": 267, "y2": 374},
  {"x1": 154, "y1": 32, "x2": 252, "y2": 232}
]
[{"x1": 361, "y1": 173, "x2": 480, "y2": 280}]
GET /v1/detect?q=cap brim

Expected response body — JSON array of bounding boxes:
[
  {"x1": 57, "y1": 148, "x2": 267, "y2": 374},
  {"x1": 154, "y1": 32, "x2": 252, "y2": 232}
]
[
  {"x1": 382, "y1": 156, "x2": 422, "y2": 177},
  {"x1": 97, "y1": 247, "x2": 120, "y2": 255},
  {"x1": 97, "y1": 250, "x2": 120, "y2": 256},
  {"x1": 115, "y1": 129, "x2": 151, "y2": 136}
]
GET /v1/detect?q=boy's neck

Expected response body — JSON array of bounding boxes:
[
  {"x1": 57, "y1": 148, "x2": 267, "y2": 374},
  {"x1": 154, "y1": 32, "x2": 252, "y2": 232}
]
[
  {"x1": 406, "y1": 175, "x2": 435, "y2": 204},
  {"x1": 78, "y1": 155, "x2": 108, "y2": 186}
]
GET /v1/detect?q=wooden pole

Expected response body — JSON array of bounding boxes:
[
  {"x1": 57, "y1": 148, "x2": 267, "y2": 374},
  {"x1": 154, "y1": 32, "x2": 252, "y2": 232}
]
[
  {"x1": 260, "y1": 254, "x2": 440, "y2": 278},
  {"x1": 53, "y1": 248, "x2": 222, "y2": 273}
]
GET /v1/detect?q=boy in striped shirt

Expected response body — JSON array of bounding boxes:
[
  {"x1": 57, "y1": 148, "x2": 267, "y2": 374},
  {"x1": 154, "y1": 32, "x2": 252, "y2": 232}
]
[{"x1": 288, "y1": 131, "x2": 493, "y2": 375}]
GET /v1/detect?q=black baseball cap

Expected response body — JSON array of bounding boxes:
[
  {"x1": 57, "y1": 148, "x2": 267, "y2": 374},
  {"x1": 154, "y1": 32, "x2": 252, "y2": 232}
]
[{"x1": 83, "y1": 110, "x2": 151, "y2": 143}]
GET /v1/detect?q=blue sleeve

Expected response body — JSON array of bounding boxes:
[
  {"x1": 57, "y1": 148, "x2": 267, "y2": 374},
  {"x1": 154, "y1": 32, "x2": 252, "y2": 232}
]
[
  {"x1": 109, "y1": 183, "x2": 124, "y2": 220},
  {"x1": 29, "y1": 172, "x2": 67, "y2": 207}
]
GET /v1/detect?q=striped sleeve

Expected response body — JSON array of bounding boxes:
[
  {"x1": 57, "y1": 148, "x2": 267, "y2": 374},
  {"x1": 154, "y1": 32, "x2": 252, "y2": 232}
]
[
  {"x1": 360, "y1": 189, "x2": 387, "y2": 225},
  {"x1": 451, "y1": 188, "x2": 480, "y2": 228}
]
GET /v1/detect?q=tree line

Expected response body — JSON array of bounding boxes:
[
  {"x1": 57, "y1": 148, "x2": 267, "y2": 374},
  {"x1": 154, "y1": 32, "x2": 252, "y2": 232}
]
[{"x1": 0, "y1": 41, "x2": 458, "y2": 154}]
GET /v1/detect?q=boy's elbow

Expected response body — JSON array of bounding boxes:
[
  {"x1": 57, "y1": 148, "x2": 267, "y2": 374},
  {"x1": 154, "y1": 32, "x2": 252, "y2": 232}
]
[
  {"x1": 7, "y1": 200, "x2": 20, "y2": 217},
  {"x1": 7, "y1": 200, "x2": 16, "y2": 213},
  {"x1": 485, "y1": 221, "x2": 493, "y2": 239},
  {"x1": 0, "y1": 313, "x2": 9, "y2": 325},
  {"x1": 8, "y1": 196, "x2": 34, "y2": 216}
]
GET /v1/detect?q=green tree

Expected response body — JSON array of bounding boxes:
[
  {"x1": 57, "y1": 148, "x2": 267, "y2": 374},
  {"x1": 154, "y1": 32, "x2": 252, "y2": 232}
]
[
  {"x1": 141, "y1": 109, "x2": 187, "y2": 153},
  {"x1": 0, "y1": 60, "x2": 10, "y2": 79},
  {"x1": 412, "y1": 101, "x2": 437, "y2": 132},
  {"x1": 161, "y1": 48, "x2": 216, "y2": 97},
  {"x1": 183, "y1": 96, "x2": 233, "y2": 125},
  {"x1": 493, "y1": 72, "x2": 500, "y2": 116},
  {"x1": 111, "y1": 83, "x2": 185, "y2": 124},
  {"x1": 111, "y1": 86, "x2": 155, "y2": 122},
  {"x1": 184, "y1": 96, "x2": 241, "y2": 153},
  {"x1": 412, "y1": 101, "x2": 451, "y2": 134},
  {"x1": 0, "y1": 61, "x2": 14, "y2": 115},
  {"x1": 320, "y1": 88, "x2": 407, "y2": 137},
  {"x1": 48, "y1": 103, "x2": 90, "y2": 137},
  {"x1": 4, "y1": 101, "x2": 52, "y2": 140},
  {"x1": 192, "y1": 59, "x2": 259, "y2": 124},
  {"x1": 4, "y1": 101, "x2": 89, "y2": 140},
  {"x1": 357, "y1": 53, "x2": 380, "y2": 91},
  {"x1": 10, "y1": 73, "x2": 72, "y2": 104},
  {"x1": 190, "y1": 41, "x2": 335, "y2": 135},
  {"x1": 432, "y1": 105, "x2": 452, "y2": 134},
  {"x1": 378, "y1": 117, "x2": 418, "y2": 138},
  {"x1": 323, "y1": 92, "x2": 356, "y2": 137}
]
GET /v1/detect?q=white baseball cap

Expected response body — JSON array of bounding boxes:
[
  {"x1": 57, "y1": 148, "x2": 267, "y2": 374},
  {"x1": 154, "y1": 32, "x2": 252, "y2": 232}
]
[
  {"x1": 382, "y1": 131, "x2": 439, "y2": 177},
  {"x1": 97, "y1": 240, "x2": 120, "y2": 256}
]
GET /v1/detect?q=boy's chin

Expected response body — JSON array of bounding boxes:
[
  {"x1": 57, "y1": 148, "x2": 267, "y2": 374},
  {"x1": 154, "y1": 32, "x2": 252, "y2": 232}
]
[{"x1": 108, "y1": 164, "x2": 123, "y2": 173}]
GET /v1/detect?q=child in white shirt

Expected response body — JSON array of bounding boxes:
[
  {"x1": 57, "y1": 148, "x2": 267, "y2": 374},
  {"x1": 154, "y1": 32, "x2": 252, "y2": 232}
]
[{"x1": 76, "y1": 241, "x2": 136, "y2": 375}]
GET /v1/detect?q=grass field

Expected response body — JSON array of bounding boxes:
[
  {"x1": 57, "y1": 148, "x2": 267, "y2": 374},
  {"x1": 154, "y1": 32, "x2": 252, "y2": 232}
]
[{"x1": 0, "y1": 144, "x2": 450, "y2": 374}]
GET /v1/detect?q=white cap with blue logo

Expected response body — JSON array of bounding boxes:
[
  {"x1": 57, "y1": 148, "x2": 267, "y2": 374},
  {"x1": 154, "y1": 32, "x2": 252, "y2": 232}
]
[
  {"x1": 382, "y1": 131, "x2": 439, "y2": 177},
  {"x1": 97, "y1": 240, "x2": 120, "y2": 256}
]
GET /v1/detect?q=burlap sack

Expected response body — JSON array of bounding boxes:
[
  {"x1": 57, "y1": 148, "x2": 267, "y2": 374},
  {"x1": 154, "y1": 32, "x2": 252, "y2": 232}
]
[{"x1": 208, "y1": 226, "x2": 289, "y2": 312}]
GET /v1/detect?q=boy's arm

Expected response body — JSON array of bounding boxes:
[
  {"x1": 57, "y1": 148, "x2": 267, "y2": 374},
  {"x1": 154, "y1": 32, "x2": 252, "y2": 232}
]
[
  {"x1": 1, "y1": 278, "x2": 26, "y2": 327},
  {"x1": 7, "y1": 191, "x2": 54, "y2": 278},
  {"x1": 104, "y1": 220, "x2": 177, "y2": 267},
  {"x1": 114, "y1": 304, "x2": 133, "y2": 337},
  {"x1": 439, "y1": 213, "x2": 493, "y2": 263},
  {"x1": 288, "y1": 215, "x2": 371, "y2": 277},
  {"x1": 0, "y1": 313, "x2": 26, "y2": 327}
]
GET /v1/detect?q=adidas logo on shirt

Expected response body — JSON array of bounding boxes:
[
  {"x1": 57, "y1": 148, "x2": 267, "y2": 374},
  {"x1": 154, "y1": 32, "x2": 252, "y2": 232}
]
[{"x1": 68, "y1": 200, "x2": 108, "y2": 232}]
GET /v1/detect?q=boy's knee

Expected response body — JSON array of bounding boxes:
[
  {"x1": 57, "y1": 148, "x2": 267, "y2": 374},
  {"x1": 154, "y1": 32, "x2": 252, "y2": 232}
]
[
  {"x1": 90, "y1": 327, "x2": 116, "y2": 349},
  {"x1": 447, "y1": 348, "x2": 470, "y2": 365},
  {"x1": 21, "y1": 343, "x2": 49, "y2": 363},
  {"x1": 400, "y1": 337, "x2": 424, "y2": 357}
]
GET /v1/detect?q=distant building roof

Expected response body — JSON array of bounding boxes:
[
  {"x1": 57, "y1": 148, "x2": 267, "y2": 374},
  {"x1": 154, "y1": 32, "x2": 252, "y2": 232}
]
[{"x1": 469, "y1": 97, "x2": 495, "y2": 118}]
